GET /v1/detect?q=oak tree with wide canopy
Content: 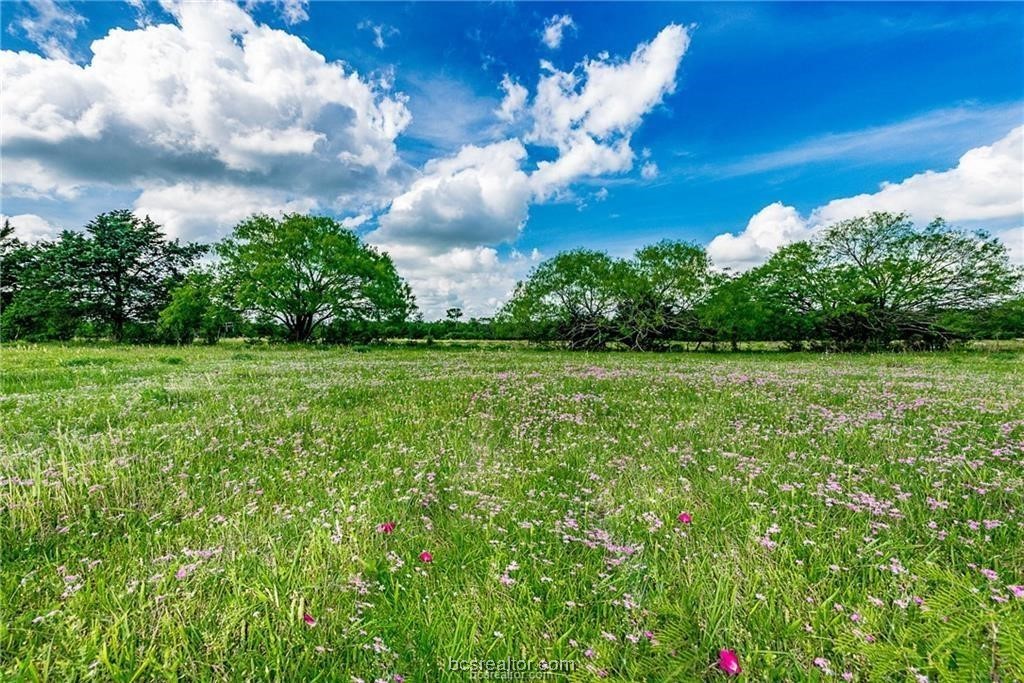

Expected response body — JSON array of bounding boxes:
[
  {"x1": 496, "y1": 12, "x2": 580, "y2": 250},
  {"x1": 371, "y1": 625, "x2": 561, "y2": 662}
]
[{"x1": 217, "y1": 214, "x2": 415, "y2": 342}]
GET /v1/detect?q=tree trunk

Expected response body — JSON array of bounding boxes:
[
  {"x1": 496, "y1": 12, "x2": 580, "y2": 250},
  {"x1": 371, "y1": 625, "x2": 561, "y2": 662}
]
[{"x1": 288, "y1": 314, "x2": 314, "y2": 342}]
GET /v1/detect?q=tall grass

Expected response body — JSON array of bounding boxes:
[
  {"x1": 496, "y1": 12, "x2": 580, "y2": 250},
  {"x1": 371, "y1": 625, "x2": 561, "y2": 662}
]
[{"x1": 2, "y1": 343, "x2": 1022, "y2": 680}]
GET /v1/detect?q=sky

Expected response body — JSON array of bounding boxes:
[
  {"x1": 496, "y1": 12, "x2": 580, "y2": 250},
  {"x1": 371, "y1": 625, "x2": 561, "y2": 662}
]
[{"x1": 2, "y1": 0, "x2": 1022, "y2": 319}]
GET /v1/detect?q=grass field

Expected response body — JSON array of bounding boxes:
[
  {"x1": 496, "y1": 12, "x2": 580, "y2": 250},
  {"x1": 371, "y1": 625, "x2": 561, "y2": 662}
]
[{"x1": 2, "y1": 344, "x2": 1023, "y2": 681}]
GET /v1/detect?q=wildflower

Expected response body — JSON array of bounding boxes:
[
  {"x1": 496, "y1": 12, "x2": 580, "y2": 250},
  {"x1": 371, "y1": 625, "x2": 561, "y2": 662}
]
[
  {"x1": 1008, "y1": 585, "x2": 1024, "y2": 598},
  {"x1": 718, "y1": 649, "x2": 741, "y2": 676},
  {"x1": 419, "y1": 551, "x2": 433, "y2": 563},
  {"x1": 377, "y1": 521, "x2": 396, "y2": 534},
  {"x1": 303, "y1": 613, "x2": 317, "y2": 627},
  {"x1": 677, "y1": 512, "x2": 693, "y2": 525},
  {"x1": 175, "y1": 563, "x2": 197, "y2": 580}
]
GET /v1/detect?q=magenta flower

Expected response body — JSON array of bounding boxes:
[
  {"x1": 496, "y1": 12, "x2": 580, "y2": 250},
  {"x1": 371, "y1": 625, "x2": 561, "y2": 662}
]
[
  {"x1": 303, "y1": 613, "x2": 317, "y2": 627},
  {"x1": 419, "y1": 551, "x2": 433, "y2": 563},
  {"x1": 1009, "y1": 585, "x2": 1024, "y2": 598},
  {"x1": 678, "y1": 512, "x2": 693, "y2": 525},
  {"x1": 377, "y1": 521, "x2": 396, "y2": 534},
  {"x1": 718, "y1": 649, "x2": 741, "y2": 676}
]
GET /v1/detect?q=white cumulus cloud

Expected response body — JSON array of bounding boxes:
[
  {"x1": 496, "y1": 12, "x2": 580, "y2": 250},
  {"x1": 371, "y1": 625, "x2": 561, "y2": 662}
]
[
  {"x1": 541, "y1": 14, "x2": 575, "y2": 50},
  {"x1": 495, "y1": 74, "x2": 528, "y2": 123},
  {"x1": 1, "y1": 213, "x2": 62, "y2": 242},
  {"x1": 707, "y1": 202, "x2": 815, "y2": 271},
  {"x1": 133, "y1": 182, "x2": 320, "y2": 241},
  {"x1": 811, "y1": 125, "x2": 1023, "y2": 226},
  {"x1": 708, "y1": 126, "x2": 1024, "y2": 270},
  {"x1": 372, "y1": 139, "x2": 532, "y2": 251},
  {"x1": 1, "y1": 0, "x2": 412, "y2": 237},
  {"x1": 528, "y1": 23, "x2": 689, "y2": 198}
]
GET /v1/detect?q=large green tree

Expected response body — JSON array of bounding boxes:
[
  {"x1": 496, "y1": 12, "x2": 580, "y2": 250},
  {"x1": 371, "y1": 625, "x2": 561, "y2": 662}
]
[
  {"x1": 1, "y1": 212, "x2": 204, "y2": 341},
  {"x1": 501, "y1": 249, "x2": 624, "y2": 350},
  {"x1": 503, "y1": 244, "x2": 714, "y2": 350},
  {"x1": 750, "y1": 212, "x2": 1020, "y2": 349},
  {"x1": 616, "y1": 241, "x2": 712, "y2": 350},
  {"x1": 217, "y1": 214, "x2": 415, "y2": 342},
  {"x1": 158, "y1": 270, "x2": 240, "y2": 344},
  {"x1": 81, "y1": 211, "x2": 206, "y2": 340},
  {"x1": 1, "y1": 230, "x2": 87, "y2": 341}
]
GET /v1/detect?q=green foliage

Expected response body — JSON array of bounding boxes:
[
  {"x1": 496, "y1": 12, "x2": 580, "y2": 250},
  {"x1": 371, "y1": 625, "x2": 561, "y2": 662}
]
[
  {"x1": 158, "y1": 271, "x2": 239, "y2": 344},
  {"x1": 79, "y1": 210, "x2": 207, "y2": 340},
  {"x1": 749, "y1": 213, "x2": 1021, "y2": 350},
  {"x1": 616, "y1": 241, "x2": 712, "y2": 350},
  {"x1": 503, "y1": 249, "x2": 624, "y2": 349},
  {"x1": 0, "y1": 211, "x2": 205, "y2": 341},
  {"x1": 1, "y1": 230, "x2": 90, "y2": 341},
  {"x1": 697, "y1": 272, "x2": 766, "y2": 350},
  {"x1": 500, "y1": 213, "x2": 1019, "y2": 351},
  {"x1": 502, "y1": 243, "x2": 713, "y2": 350},
  {"x1": 217, "y1": 214, "x2": 416, "y2": 342},
  {"x1": 3, "y1": 210, "x2": 1019, "y2": 349}
]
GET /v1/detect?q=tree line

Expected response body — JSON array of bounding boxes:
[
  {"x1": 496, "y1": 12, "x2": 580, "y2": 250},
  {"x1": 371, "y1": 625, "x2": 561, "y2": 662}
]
[
  {"x1": 501, "y1": 213, "x2": 1022, "y2": 350},
  {"x1": 1, "y1": 210, "x2": 1021, "y2": 350}
]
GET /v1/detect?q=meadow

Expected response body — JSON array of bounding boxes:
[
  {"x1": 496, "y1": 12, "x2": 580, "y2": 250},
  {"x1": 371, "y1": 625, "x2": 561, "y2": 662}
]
[{"x1": 1, "y1": 343, "x2": 1022, "y2": 681}]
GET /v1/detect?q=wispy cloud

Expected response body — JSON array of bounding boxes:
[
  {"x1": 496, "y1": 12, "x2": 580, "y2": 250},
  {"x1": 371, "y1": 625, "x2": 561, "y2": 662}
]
[
  {"x1": 9, "y1": 0, "x2": 85, "y2": 61},
  {"x1": 358, "y1": 21, "x2": 399, "y2": 50},
  {"x1": 713, "y1": 102, "x2": 1023, "y2": 177},
  {"x1": 401, "y1": 76, "x2": 503, "y2": 160}
]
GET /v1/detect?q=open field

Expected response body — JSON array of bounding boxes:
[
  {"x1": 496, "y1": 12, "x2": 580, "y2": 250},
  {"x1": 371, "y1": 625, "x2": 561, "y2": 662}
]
[{"x1": 2, "y1": 344, "x2": 1023, "y2": 681}]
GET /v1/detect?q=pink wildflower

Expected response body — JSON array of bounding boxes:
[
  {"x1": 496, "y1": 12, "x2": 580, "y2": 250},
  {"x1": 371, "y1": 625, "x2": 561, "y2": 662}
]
[{"x1": 718, "y1": 649, "x2": 741, "y2": 676}]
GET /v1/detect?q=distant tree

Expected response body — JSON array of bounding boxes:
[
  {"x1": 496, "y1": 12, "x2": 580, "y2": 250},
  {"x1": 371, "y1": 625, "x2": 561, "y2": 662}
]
[
  {"x1": 158, "y1": 270, "x2": 239, "y2": 344},
  {"x1": 698, "y1": 272, "x2": 766, "y2": 351},
  {"x1": 218, "y1": 214, "x2": 415, "y2": 342},
  {"x1": 616, "y1": 241, "x2": 711, "y2": 350},
  {"x1": 2, "y1": 212, "x2": 204, "y2": 341},
  {"x1": 1, "y1": 219, "x2": 27, "y2": 311},
  {"x1": 749, "y1": 213, "x2": 1020, "y2": 349},
  {"x1": 745, "y1": 242, "x2": 828, "y2": 348},
  {"x1": 78, "y1": 211, "x2": 207, "y2": 340},
  {"x1": 445, "y1": 307, "x2": 464, "y2": 322},
  {"x1": 501, "y1": 249, "x2": 624, "y2": 350},
  {"x1": 816, "y1": 213, "x2": 1018, "y2": 347},
  {"x1": 0, "y1": 227, "x2": 97, "y2": 341}
]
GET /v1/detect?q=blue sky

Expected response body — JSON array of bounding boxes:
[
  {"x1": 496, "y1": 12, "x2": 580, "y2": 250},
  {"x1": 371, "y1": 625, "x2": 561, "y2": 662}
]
[{"x1": 2, "y1": 1, "x2": 1022, "y2": 317}]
